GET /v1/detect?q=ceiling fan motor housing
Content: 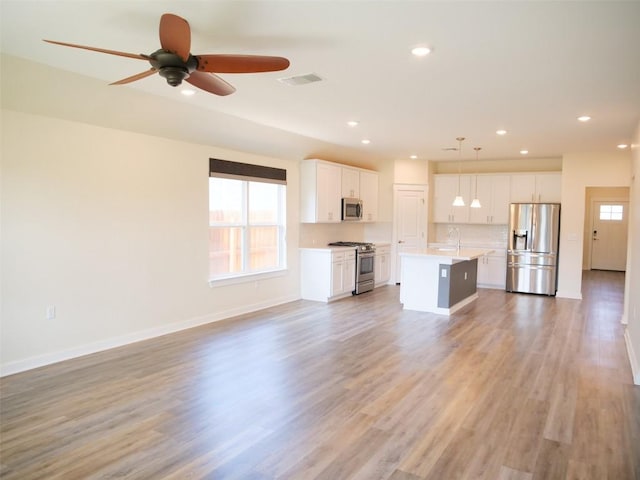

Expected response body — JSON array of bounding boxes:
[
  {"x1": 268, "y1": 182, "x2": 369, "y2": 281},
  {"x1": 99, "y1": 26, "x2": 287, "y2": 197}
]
[{"x1": 150, "y1": 49, "x2": 198, "y2": 86}]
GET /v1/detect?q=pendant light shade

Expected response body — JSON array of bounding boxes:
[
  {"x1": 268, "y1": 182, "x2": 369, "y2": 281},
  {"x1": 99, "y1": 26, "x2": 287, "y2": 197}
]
[
  {"x1": 452, "y1": 136, "x2": 465, "y2": 207},
  {"x1": 470, "y1": 147, "x2": 482, "y2": 209},
  {"x1": 453, "y1": 195, "x2": 465, "y2": 207}
]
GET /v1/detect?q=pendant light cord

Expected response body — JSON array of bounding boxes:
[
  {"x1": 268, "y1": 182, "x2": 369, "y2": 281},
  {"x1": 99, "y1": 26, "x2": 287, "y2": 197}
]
[{"x1": 456, "y1": 137, "x2": 464, "y2": 195}]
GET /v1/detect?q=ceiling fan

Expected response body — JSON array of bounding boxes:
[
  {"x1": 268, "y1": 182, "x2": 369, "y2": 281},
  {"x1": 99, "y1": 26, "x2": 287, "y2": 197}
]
[{"x1": 44, "y1": 13, "x2": 290, "y2": 96}]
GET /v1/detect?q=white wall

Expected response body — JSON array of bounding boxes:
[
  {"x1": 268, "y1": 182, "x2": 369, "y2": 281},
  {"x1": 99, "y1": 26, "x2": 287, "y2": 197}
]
[
  {"x1": 557, "y1": 152, "x2": 632, "y2": 299},
  {"x1": 624, "y1": 122, "x2": 640, "y2": 384},
  {"x1": 1, "y1": 109, "x2": 301, "y2": 375}
]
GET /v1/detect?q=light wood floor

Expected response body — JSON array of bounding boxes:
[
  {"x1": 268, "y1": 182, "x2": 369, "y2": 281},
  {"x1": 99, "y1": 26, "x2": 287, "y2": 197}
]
[{"x1": 1, "y1": 270, "x2": 638, "y2": 479}]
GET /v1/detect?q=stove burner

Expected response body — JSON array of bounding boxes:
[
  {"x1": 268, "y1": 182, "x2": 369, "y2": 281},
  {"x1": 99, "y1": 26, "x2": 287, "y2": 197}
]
[
  {"x1": 328, "y1": 241, "x2": 373, "y2": 247},
  {"x1": 328, "y1": 241, "x2": 376, "y2": 253}
]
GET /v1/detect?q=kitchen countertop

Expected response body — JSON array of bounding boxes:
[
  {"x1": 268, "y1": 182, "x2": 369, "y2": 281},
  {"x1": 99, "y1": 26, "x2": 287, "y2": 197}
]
[
  {"x1": 299, "y1": 246, "x2": 355, "y2": 252},
  {"x1": 299, "y1": 241, "x2": 391, "y2": 251},
  {"x1": 400, "y1": 247, "x2": 494, "y2": 262}
]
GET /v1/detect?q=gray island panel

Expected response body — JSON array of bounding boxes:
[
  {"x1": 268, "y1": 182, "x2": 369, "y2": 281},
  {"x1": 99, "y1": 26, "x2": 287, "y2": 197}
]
[{"x1": 437, "y1": 259, "x2": 478, "y2": 308}]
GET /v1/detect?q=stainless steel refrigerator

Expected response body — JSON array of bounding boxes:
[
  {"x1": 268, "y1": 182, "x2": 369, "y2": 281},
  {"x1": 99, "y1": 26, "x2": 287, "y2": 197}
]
[{"x1": 506, "y1": 203, "x2": 561, "y2": 295}]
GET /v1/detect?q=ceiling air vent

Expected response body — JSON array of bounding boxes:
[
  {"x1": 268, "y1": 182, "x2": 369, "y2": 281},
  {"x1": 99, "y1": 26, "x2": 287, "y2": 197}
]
[{"x1": 278, "y1": 73, "x2": 323, "y2": 86}]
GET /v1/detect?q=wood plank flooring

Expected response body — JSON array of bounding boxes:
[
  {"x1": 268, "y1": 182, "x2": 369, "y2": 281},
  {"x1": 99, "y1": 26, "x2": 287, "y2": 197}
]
[{"x1": 1, "y1": 270, "x2": 638, "y2": 479}]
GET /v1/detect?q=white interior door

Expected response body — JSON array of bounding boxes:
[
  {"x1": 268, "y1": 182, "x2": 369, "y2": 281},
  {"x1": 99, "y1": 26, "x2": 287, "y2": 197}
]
[
  {"x1": 591, "y1": 201, "x2": 628, "y2": 271},
  {"x1": 392, "y1": 185, "x2": 427, "y2": 283}
]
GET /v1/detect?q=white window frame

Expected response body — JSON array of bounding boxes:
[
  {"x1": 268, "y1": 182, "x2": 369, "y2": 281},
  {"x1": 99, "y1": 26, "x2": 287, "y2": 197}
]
[
  {"x1": 208, "y1": 159, "x2": 287, "y2": 286},
  {"x1": 599, "y1": 204, "x2": 624, "y2": 221}
]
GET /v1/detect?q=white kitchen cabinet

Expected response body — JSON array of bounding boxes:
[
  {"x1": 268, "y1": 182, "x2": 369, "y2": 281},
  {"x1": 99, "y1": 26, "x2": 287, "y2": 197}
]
[
  {"x1": 300, "y1": 248, "x2": 356, "y2": 302},
  {"x1": 374, "y1": 245, "x2": 391, "y2": 286},
  {"x1": 300, "y1": 160, "x2": 342, "y2": 223},
  {"x1": 510, "y1": 173, "x2": 561, "y2": 203},
  {"x1": 477, "y1": 250, "x2": 507, "y2": 289},
  {"x1": 332, "y1": 251, "x2": 356, "y2": 296},
  {"x1": 468, "y1": 175, "x2": 511, "y2": 224},
  {"x1": 342, "y1": 167, "x2": 360, "y2": 198},
  {"x1": 432, "y1": 174, "x2": 470, "y2": 223},
  {"x1": 359, "y1": 171, "x2": 379, "y2": 222}
]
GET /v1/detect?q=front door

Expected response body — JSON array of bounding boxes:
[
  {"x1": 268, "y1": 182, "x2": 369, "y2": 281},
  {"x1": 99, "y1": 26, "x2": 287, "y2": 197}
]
[
  {"x1": 591, "y1": 201, "x2": 628, "y2": 271},
  {"x1": 392, "y1": 185, "x2": 427, "y2": 283}
]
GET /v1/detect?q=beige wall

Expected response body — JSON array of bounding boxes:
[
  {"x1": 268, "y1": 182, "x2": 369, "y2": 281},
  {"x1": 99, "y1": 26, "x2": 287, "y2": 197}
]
[
  {"x1": 624, "y1": 122, "x2": 640, "y2": 384},
  {"x1": 432, "y1": 157, "x2": 562, "y2": 174},
  {"x1": 394, "y1": 158, "x2": 429, "y2": 184},
  {"x1": 1, "y1": 109, "x2": 301, "y2": 374},
  {"x1": 558, "y1": 152, "x2": 632, "y2": 299}
]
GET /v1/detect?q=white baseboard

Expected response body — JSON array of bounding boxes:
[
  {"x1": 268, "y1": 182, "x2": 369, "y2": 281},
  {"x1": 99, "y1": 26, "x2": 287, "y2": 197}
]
[
  {"x1": 556, "y1": 290, "x2": 583, "y2": 300},
  {"x1": 624, "y1": 328, "x2": 640, "y2": 386},
  {"x1": 0, "y1": 294, "x2": 300, "y2": 377}
]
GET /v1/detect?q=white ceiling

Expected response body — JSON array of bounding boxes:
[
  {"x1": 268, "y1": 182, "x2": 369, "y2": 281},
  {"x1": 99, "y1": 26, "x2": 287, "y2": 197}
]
[{"x1": 1, "y1": 1, "x2": 639, "y2": 165}]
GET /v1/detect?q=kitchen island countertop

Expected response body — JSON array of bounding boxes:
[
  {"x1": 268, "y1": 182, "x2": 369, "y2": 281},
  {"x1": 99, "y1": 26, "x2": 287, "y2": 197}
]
[{"x1": 400, "y1": 248, "x2": 494, "y2": 263}]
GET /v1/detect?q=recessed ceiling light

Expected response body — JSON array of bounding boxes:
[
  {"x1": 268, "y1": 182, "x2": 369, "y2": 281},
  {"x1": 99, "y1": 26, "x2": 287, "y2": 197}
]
[
  {"x1": 181, "y1": 89, "x2": 196, "y2": 96},
  {"x1": 617, "y1": 144, "x2": 629, "y2": 149},
  {"x1": 347, "y1": 120, "x2": 359, "y2": 127},
  {"x1": 496, "y1": 129, "x2": 507, "y2": 135},
  {"x1": 410, "y1": 155, "x2": 418, "y2": 159},
  {"x1": 578, "y1": 115, "x2": 591, "y2": 122},
  {"x1": 411, "y1": 46, "x2": 432, "y2": 57},
  {"x1": 361, "y1": 139, "x2": 371, "y2": 145},
  {"x1": 520, "y1": 150, "x2": 529, "y2": 155}
]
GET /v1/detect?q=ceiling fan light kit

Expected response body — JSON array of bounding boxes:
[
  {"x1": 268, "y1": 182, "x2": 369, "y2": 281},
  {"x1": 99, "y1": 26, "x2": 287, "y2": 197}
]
[{"x1": 44, "y1": 13, "x2": 290, "y2": 96}]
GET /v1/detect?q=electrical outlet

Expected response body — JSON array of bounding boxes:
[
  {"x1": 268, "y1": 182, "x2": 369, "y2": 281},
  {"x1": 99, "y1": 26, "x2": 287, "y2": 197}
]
[{"x1": 46, "y1": 305, "x2": 56, "y2": 320}]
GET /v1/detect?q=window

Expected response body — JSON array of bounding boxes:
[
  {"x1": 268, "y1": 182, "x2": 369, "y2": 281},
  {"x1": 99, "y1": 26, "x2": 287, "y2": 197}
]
[
  {"x1": 209, "y1": 159, "x2": 287, "y2": 281},
  {"x1": 599, "y1": 204, "x2": 624, "y2": 221}
]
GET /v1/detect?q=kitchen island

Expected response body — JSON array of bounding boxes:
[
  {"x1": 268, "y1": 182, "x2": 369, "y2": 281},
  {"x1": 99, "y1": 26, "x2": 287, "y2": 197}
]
[{"x1": 399, "y1": 248, "x2": 493, "y2": 315}]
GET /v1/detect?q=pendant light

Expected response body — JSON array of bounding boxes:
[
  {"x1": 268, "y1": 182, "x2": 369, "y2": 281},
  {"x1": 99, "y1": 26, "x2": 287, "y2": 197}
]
[
  {"x1": 470, "y1": 147, "x2": 482, "y2": 209},
  {"x1": 452, "y1": 136, "x2": 465, "y2": 206}
]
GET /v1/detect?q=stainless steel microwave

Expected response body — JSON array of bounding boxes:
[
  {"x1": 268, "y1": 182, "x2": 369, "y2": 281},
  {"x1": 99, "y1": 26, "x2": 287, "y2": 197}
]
[{"x1": 342, "y1": 197, "x2": 363, "y2": 221}]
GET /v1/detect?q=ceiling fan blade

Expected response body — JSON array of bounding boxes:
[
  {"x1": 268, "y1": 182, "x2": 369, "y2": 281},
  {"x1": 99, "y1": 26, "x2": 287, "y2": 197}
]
[
  {"x1": 185, "y1": 71, "x2": 236, "y2": 96},
  {"x1": 195, "y1": 54, "x2": 290, "y2": 73},
  {"x1": 159, "y1": 13, "x2": 191, "y2": 62},
  {"x1": 43, "y1": 40, "x2": 147, "y2": 60},
  {"x1": 110, "y1": 68, "x2": 157, "y2": 85}
]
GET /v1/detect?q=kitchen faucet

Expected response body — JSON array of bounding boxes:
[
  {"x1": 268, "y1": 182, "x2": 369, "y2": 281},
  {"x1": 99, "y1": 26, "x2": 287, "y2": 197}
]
[{"x1": 448, "y1": 227, "x2": 461, "y2": 251}]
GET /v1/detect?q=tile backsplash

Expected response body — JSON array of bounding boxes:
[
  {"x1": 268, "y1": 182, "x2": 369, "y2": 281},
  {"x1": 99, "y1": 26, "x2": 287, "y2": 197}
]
[
  {"x1": 431, "y1": 223, "x2": 508, "y2": 247},
  {"x1": 299, "y1": 222, "x2": 394, "y2": 247}
]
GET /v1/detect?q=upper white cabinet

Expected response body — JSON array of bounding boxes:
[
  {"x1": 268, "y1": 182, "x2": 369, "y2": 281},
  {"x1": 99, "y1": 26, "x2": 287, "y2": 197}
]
[
  {"x1": 510, "y1": 173, "x2": 561, "y2": 203},
  {"x1": 300, "y1": 160, "x2": 342, "y2": 223},
  {"x1": 468, "y1": 175, "x2": 511, "y2": 224},
  {"x1": 342, "y1": 167, "x2": 360, "y2": 198},
  {"x1": 359, "y1": 171, "x2": 379, "y2": 222},
  {"x1": 432, "y1": 174, "x2": 470, "y2": 223},
  {"x1": 300, "y1": 159, "x2": 379, "y2": 223}
]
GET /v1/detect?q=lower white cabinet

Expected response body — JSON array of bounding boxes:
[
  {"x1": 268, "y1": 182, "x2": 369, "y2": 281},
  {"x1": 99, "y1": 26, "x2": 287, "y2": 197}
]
[
  {"x1": 332, "y1": 251, "x2": 356, "y2": 297},
  {"x1": 477, "y1": 250, "x2": 507, "y2": 289},
  {"x1": 375, "y1": 245, "x2": 391, "y2": 286},
  {"x1": 300, "y1": 248, "x2": 356, "y2": 302}
]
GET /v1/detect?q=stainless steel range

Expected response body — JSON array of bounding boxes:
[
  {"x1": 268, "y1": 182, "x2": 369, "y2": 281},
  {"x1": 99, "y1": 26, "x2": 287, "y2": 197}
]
[{"x1": 327, "y1": 242, "x2": 376, "y2": 295}]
